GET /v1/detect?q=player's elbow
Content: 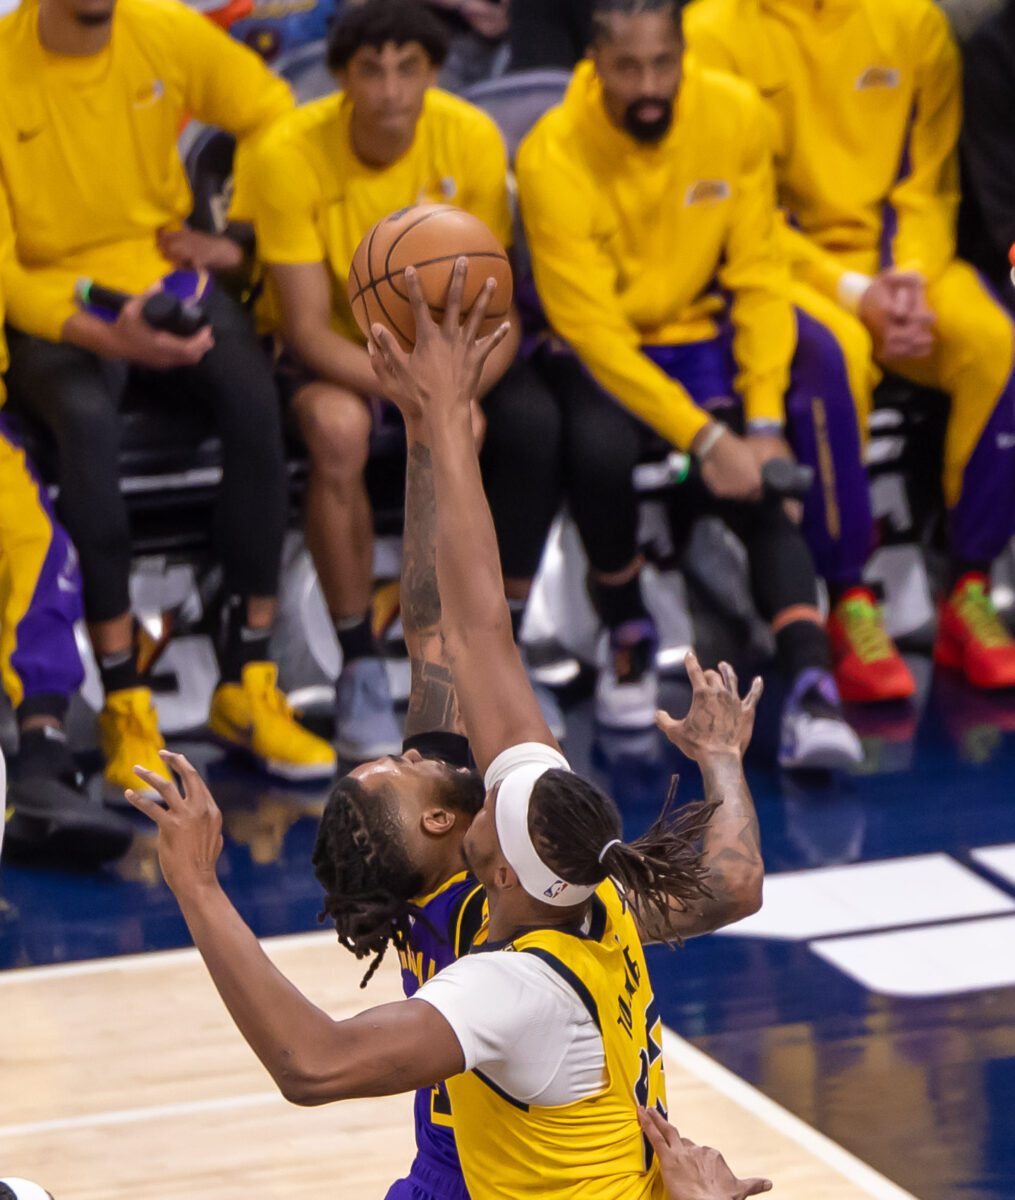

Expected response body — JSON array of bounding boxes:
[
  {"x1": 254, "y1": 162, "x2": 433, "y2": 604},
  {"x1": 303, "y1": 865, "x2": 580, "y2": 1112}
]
[
  {"x1": 275, "y1": 1057, "x2": 353, "y2": 1107},
  {"x1": 713, "y1": 865, "x2": 764, "y2": 929}
]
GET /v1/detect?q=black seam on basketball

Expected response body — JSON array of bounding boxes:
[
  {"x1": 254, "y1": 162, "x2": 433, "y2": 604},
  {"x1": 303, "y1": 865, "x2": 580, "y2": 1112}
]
[
  {"x1": 349, "y1": 251, "x2": 510, "y2": 307},
  {"x1": 383, "y1": 206, "x2": 455, "y2": 281},
  {"x1": 364, "y1": 221, "x2": 415, "y2": 346}
]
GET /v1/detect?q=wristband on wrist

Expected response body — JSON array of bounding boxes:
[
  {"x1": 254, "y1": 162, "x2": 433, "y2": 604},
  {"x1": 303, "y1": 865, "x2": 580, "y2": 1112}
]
[
  {"x1": 694, "y1": 422, "x2": 727, "y2": 461},
  {"x1": 837, "y1": 270, "x2": 874, "y2": 314},
  {"x1": 746, "y1": 419, "x2": 784, "y2": 437}
]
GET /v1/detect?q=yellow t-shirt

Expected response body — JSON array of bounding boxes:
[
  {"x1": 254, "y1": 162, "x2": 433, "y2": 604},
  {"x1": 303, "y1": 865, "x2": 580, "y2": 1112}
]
[
  {"x1": 0, "y1": 0, "x2": 294, "y2": 342},
  {"x1": 516, "y1": 57, "x2": 794, "y2": 446},
  {"x1": 242, "y1": 88, "x2": 512, "y2": 342}
]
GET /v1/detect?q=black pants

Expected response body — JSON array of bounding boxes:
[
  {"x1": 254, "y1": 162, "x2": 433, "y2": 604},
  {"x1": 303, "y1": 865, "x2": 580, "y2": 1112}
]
[
  {"x1": 481, "y1": 355, "x2": 566, "y2": 582},
  {"x1": 5, "y1": 289, "x2": 288, "y2": 623},
  {"x1": 530, "y1": 349, "x2": 820, "y2": 621}
]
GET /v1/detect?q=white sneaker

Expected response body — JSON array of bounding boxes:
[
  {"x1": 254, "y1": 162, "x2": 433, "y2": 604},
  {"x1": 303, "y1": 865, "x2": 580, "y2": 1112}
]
[
  {"x1": 778, "y1": 668, "x2": 864, "y2": 771},
  {"x1": 594, "y1": 619, "x2": 660, "y2": 731}
]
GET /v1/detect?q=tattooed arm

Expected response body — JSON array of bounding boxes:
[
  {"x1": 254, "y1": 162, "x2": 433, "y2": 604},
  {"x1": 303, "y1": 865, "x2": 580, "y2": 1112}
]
[
  {"x1": 632, "y1": 652, "x2": 765, "y2": 945},
  {"x1": 402, "y1": 425, "x2": 464, "y2": 740}
]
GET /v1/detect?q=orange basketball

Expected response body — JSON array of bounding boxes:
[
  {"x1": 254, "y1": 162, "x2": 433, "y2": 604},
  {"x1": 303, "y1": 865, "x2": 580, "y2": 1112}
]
[{"x1": 348, "y1": 204, "x2": 513, "y2": 351}]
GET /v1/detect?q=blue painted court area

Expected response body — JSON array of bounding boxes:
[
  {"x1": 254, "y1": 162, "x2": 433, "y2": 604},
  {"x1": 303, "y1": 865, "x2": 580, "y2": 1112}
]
[{"x1": 3, "y1": 663, "x2": 1015, "y2": 1200}]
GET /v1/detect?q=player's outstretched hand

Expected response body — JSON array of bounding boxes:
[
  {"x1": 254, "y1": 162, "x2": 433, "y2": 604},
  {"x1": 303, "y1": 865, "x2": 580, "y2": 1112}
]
[
  {"x1": 368, "y1": 256, "x2": 511, "y2": 426},
  {"x1": 126, "y1": 751, "x2": 224, "y2": 896},
  {"x1": 638, "y1": 1107, "x2": 773, "y2": 1200},
  {"x1": 656, "y1": 652, "x2": 762, "y2": 763}
]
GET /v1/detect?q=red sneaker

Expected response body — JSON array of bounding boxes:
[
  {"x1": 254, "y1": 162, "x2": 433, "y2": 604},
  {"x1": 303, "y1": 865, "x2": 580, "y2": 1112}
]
[
  {"x1": 934, "y1": 573, "x2": 1015, "y2": 690},
  {"x1": 828, "y1": 587, "x2": 916, "y2": 703}
]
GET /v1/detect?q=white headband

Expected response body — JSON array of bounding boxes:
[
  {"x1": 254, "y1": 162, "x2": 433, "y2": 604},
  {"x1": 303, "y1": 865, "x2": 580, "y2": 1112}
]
[
  {"x1": 1, "y1": 1182, "x2": 54, "y2": 1200},
  {"x1": 494, "y1": 765, "x2": 598, "y2": 907}
]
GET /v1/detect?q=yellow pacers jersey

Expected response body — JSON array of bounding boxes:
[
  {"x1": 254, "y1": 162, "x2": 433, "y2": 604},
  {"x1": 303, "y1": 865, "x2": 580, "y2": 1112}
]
[
  {"x1": 685, "y1": 0, "x2": 962, "y2": 289},
  {"x1": 243, "y1": 88, "x2": 512, "y2": 342},
  {"x1": 448, "y1": 881, "x2": 668, "y2": 1200},
  {"x1": 0, "y1": 0, "x2": 293, "y2": 343},
  {"x1": 516, "y1": 58, "x2": 793, "y2": 445}
]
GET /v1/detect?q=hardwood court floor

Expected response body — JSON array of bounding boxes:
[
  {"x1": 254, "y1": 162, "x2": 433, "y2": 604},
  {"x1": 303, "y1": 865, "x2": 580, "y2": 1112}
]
[{"x1": 0, "y1": 931, "x2": 916, "y2": 1200}]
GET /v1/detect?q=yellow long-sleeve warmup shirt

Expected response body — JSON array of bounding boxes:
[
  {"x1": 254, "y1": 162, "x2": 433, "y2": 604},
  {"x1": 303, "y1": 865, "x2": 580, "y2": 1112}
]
[
  {"x1": 515, "y1": 57, "x2": 794, "y2": 450},
  {"x1": 685, "y1": 0, "x2": 962, "y2": 292},
  {"x1": 0, "y1": 0, "x2": 293, "y2": 343}
]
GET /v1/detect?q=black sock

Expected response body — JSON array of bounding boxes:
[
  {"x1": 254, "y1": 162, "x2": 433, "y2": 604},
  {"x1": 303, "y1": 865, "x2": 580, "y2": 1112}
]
[
  {"x1": 16, "y1": 724, "x2": 79, "y2": 786},
  {"x1": 590, "y1": 572, "x2": 649, "y2": 631},
  {"x1": 949, "y1": 561, "x2": 990, "y2": 591},
  {"x1": 99, "y1": 648, "x2": 141, "y2": 696},
  {"x1": 508, "y1": 598, "x2": 527, "y2": 644},
  {"x1": 775, "y1": 618, "x2": 831, "y2": 683},
  {"x1": 335, "y1": 613, "x2": 376, "y2": 665},
  {"x1": 219, "y1": 597, "x2": 272, "y2": 684}
]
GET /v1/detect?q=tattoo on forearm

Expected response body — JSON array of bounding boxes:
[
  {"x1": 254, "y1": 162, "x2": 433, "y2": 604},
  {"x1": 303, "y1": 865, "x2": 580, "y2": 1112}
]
[
  {"x1": 405, "y1": 656, "x2": 461, "y2": 739},
  {"x1": 403, "y1": 443, "x2": 442, "y2": 635},
  {"x1": 699, "y1": 757, "x2": 762, "y2": 912}
]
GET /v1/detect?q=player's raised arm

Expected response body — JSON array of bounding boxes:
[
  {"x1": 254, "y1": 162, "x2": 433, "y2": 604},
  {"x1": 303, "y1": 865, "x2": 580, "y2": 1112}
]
[
  {"x1": 369, "y1": 259, "x2": 558, "y2": 774},
  {"x1": 631, "y1": 654, "x2": 765, "y2": 944}
]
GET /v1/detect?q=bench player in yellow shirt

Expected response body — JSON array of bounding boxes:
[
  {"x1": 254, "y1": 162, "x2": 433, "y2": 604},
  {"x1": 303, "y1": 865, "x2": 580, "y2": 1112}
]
[
  {"x1": 0, "y1": 220, "x2": 133, "y2": 864},
  {"x1": 0, "y1": 0, "x2": 336, "y2": 794},
  {"x1": 516, "y1": 0, "x2": 874, "y2": 766},
  {"x1": 242, "y1": 0, "x2": 566, "y2": 760},
  {"x1": 687, "y1": 0, "x2": 1015, "y2": 691}
]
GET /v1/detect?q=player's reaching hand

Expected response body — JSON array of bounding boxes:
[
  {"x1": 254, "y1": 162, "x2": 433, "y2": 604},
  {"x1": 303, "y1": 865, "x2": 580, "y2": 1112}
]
[
  {"x1": 367, "y1": 257, "x2": 511, "y2": 426},
  {"x1": 126, "y1": 751, "x2": 224, "y2": 895},
  {"x1": 656, "y1": 652, "x2": 762, "y2": 763},
  {"x1": 639, "y1": 1107, "x2": 773, "y2": 1200}
]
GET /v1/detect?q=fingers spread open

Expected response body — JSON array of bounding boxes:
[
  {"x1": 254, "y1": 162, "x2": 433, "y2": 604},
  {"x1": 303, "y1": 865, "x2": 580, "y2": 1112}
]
[
  {"x1": 443, "y1": 256, "x2": 468, "y2": 331},
  {"x1": 463, "y1": 276, "x2": 497, "y2": 344},
  {"x1": 719, "y1": 661, "x2": 739, "y2": 695},
  {"x1": 403, "y1": 266, "x2": 434, "y2": 341},
  {"x1": 133, "y1": 764, "x2": 181, "y2": 807},
  {"x1": 158, "y1": 749, "x2": 203, "y2": 799},
  {"x1": 683, "y1": 649, "x2": 707, "y2": 690},
  {"x1": 743, "y1": 675, "x2": 764, "y2": 711},
  {"x1": 124, "y1": 787, "x2": 166, "y2": 825}
]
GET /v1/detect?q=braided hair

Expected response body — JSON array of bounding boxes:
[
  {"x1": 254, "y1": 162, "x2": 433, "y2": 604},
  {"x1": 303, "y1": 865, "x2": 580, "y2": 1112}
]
[
  {"x1": 528, "y1": 770, "x2": 716, "y2": 944},
  {"x1": 312, "y1": 767, "x2": 484, "y2": 987}
]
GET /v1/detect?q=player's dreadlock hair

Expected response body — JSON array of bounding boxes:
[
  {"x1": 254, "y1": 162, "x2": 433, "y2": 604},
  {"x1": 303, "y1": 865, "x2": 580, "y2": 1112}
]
[
  {"x1": 312, "y1": 767, "x2": 484, "y2": 987},
  {"x1": 591, "y1": 0, "x2": 684, "y2": 41},
  {"x1": 528, "y1": 770, "x2": 716, "y2": 944},
  {"x1": 327, "y1": 0, "x2": 450, "y2": 73}
]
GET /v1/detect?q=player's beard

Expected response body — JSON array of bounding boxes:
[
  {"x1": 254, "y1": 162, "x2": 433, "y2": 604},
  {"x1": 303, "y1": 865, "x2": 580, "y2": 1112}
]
[{"x1": 623, "y1": 97, "x2": 674, "y2": 143}]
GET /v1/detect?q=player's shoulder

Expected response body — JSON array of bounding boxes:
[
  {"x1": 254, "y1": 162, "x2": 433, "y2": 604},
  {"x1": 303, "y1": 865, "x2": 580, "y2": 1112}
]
[
  {"x1": 515, "y1": 99, "x2": 574, "y2": 179},
  {"x1": 255, "y1": 95, "x2": 340, "y2": 162},
  {"x1": 861, "y1": 0, "x2": 953, "y2": 45},
  {"x1": 423, "y1": 88, "x2": 506, "y2": 148},
  {"x1": 683, "y1": 0, "x2": 748, "y2": 30},
  {"x1": 115, "y1": 0, "x2": 209, "y2": 37}
]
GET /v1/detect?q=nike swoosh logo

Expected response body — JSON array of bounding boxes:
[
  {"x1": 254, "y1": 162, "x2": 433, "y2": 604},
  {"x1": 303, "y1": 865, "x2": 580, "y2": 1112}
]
[
  {"x1": 218, "y1": 717, "x2": 255, "y2": 744},
  {"x1": 16, "y1": 127, "x2": 42, "y2": 143}
]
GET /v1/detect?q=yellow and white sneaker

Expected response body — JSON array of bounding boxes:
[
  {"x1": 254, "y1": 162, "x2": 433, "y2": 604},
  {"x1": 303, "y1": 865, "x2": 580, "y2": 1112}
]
[
  {"x1": 99, "y1": 687, "x2": 172, "y2": 798},
  {"x1": 209, "y1": 662, "x2": 337, "y2": 782}
]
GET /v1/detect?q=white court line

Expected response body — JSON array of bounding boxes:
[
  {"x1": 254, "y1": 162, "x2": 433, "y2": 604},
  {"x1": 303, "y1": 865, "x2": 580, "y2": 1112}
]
[
  {"x1": 0, "y1": 1093, "x2": 286, "y2": 1141},
  {"x1": 663, "y1": 1029, "x2": 918, "y2": 1200},
  {"x1": 1, "y1": 939, "x2": 919, "y2": 1199},
  {"x1": 0, "y1": 929, "x2": 333, "y2": 986}
]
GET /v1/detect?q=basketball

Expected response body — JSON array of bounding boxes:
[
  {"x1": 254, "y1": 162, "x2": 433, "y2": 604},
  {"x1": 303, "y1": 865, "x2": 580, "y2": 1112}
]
[{"x1": 347, "y1": 204, "x2": 513, "y2": 351}]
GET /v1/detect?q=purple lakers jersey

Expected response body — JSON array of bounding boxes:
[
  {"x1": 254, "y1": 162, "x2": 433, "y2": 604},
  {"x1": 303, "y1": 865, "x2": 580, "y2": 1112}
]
[{"x1": 398, "y1": 871, "x2": 485, "y2": 1172}]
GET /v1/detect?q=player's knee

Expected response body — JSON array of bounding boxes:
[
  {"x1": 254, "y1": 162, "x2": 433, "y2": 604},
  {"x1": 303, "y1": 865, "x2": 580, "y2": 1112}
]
[{"x1": 297, "y1": 388, "x2": 372, "y2": 480}]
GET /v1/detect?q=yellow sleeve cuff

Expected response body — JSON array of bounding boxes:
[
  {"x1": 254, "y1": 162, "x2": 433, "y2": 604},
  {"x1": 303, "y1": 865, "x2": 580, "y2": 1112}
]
[{"x1": 743, "y1": 384, "x2": 786, "y2": 427}]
